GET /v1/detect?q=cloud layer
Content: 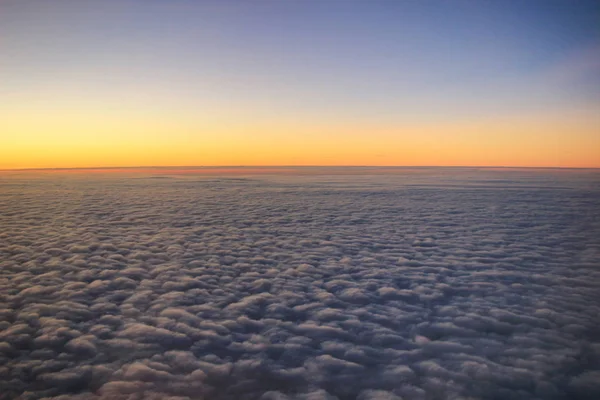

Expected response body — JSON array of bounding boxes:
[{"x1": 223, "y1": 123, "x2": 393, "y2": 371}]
[{"x1": 1, "y1": 170, "x2": 599, "y2": 400}]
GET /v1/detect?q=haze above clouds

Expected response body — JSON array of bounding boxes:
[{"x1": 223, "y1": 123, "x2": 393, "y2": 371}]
[{"x1": 1, "y1": 168, "x2": 599, "y2": 399}]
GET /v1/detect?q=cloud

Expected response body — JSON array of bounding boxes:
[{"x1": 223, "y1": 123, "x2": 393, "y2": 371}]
[{"x1": 0, "y1": 169, "x2": 599, "y2": 399}]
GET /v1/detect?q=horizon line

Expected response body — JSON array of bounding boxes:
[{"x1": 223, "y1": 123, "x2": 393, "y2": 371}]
[{"x1": 2, "y1": 165, "x2": 600, "y2": 172}]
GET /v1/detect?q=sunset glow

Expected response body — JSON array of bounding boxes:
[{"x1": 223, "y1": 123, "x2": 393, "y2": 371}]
[{"x1": 1, "y1": 0, "x2": 599, "y2": 169}]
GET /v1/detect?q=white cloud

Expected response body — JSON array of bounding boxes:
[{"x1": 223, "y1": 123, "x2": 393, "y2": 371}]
[{"x1": 0, "y1": 169, "x2": 599, "y2": 399}]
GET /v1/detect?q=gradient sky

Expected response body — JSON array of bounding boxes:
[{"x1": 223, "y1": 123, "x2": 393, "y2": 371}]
[{"x1": 1, "y1": 0, "x2": 599, "y2": 169}]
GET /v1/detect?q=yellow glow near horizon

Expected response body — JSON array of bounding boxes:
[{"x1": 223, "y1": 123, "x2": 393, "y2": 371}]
[{"x1": 2, "y1": 104, "x2": 599, "y2": 169}]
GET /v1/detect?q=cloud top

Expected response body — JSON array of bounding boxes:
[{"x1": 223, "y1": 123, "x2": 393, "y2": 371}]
[{"x1": 0, "y1": 169, "x2": 599, "y2": 399}]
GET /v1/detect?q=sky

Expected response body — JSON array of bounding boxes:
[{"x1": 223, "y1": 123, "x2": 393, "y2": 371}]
[{"x1": 1, "y1": 0, "x2": 599, "y2": 169}]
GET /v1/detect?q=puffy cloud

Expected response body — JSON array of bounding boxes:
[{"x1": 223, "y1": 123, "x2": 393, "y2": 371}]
[
  {"x1": 117, "y1": 323, "x2": 192, "y2": 349},
  {"x1": 0, "y1": 168, "x2": 599, "y2": 399}
]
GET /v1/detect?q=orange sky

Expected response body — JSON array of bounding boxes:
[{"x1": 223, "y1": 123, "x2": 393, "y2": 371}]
[{"x1": 2, "y1": 104, "x2": 599, "y2": 169}]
